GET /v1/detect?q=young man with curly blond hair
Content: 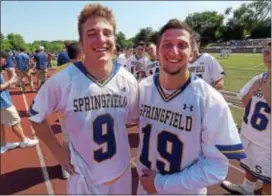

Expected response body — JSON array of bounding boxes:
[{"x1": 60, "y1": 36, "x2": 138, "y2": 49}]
[{"x1": 28, "y1": 3, "x2": 139, "y2": 194}]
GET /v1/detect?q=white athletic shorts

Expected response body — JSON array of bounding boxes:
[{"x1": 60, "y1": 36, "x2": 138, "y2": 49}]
[
  {"x1": 240, "y1": 135, "x2": 271, "y2": 183},
  {"x1": 68, "y1": 165, "x2": 132, "y2": 194}
]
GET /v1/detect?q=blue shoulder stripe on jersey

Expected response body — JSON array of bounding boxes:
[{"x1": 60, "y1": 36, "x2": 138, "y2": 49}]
[
  {"x1": 216, "y1": 143, "x2": 244, "y2": 151},
  {"x1": 222, "y1": 152, "x2": 247, "y2": 160},
  {"x1": 28, "y1": 101, "x2": 39, "y2": 116},
  {"x1": 153, "y1": 73, "x2": 192, "y2": 102},
  {"x1": 240, "y1": 162, "x2": 271, "y2": 183},
  {"x1": 73, "y1": 61, "x2": 121, "y2": 87},
  {"x1": 262, "y1": 72, "x2": 268, "y2": 79},
  {"x1": 216, "y1": 143, "x2": 246, "y2": 159}
]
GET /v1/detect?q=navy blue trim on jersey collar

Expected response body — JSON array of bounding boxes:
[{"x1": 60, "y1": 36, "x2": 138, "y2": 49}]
[
  {"x1": 153, "y1": 72, "x2": 193, "y2": 102},
  {"x1": 73, "y1": 61, "x2": 120, "y2": 87},
  {"x1": 262, "y1": 72, "x2": 268, "y2": 79}
]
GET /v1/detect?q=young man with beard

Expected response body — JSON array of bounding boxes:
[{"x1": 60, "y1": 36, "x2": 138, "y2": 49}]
[
  {"x1": 28, "y1": 3, "x2": 139, "y2": 194},
  {"x1": 136, "y1": 19, "x2": 246, "y2": 195},
  {"x1": 126, "y1": 41, "x2": 150, "y2": 82},
  {"x1": 189, "y1": 32, "x2": 225, "y2": 90},
  {"x1": 221, "y1": 42, "x2": 271, "y2": 195}
]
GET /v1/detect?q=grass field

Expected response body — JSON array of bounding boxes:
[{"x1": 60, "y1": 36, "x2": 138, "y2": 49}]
[
  {"x1": 211, "y1": 53, "x2": 265, "y2": 92},
  {"x1": 211, "y1": 53, "x2": 266, "y2": 128}
]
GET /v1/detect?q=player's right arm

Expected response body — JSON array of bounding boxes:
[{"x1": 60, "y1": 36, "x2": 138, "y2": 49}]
[
  {"x1": 0, "y1": 76, "x2": 17, "y2": 91},
  {"x1": 28, "y1": 75, "x2": 77, "y2": 175},
  {"x1": 238, "y1": 75, "x2": 262, "y2": 107}
]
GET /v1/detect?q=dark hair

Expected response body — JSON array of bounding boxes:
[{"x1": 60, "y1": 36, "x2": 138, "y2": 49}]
[
  {"x1": 67, "y1": 42, "x2": 83, "y2": 59},
  {"x1": 268, "y1": 41, "x2": 271, "y2": 46},
  {"x1": 19, "y1": 48, "x2": 25, "y2": 52},
  {"x1": 158, "y1": 19, "x2": 193, "y2": 47},
  {"x1": 116, "y1": 44, "x2": 121, "y2": 52},
  {"x1": 0, "y1": 51, "x2": 10, "y2": 59},
  {"x1": 136, "y1": 41, "x2": 146, "y2": 48},
  {"x1": 64, "y1": 41, "x2": 70, "y2": 49}
]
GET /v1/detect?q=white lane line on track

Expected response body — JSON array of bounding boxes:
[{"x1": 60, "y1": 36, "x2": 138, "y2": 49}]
[{"x1": 21, "y1": 90, "x2": 55, "y2": 195}]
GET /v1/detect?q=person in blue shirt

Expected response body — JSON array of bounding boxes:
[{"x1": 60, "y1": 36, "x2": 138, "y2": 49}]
[
  {"x1": 57, "y1": 42, "x2": 70, "y2": 66},
  {"x1": 0, "y1": 51, "x2": 38, "y2": 154},
  {"x1": 15, "y1": 48, "x2": 34, "y2": 92},
  {"x1": 2, "y1": 50, "x2": 17, "y2": 88},
  {"x1": 33, "y1": 46, "x2": 48, "y2": 89}
]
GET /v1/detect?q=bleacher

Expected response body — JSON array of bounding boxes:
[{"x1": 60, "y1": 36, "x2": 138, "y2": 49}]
[{"x1": 206, "y1": 38, "x2": 270, "y2": 49}]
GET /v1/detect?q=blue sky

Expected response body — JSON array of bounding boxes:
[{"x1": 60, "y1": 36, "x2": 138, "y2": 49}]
[{"x1": 1, "y1": 1, "x2": 251, "y2": 43}]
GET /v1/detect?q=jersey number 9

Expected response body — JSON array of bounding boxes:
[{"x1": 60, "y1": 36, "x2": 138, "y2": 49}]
[{"x1": 93, "y1": 114, "x2": 116, "y2": 162}]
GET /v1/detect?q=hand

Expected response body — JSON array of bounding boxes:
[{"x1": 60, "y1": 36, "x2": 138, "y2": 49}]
[
  {"x1": 249, "y1": 78, "x2": 262, "y2": 94},
  {"x1": 9, "y1": 76, "x2": 18, "y2": 86},
  {"x1": 55, "y1": 145, "x2": 78, "y2": 176},
  {"x1": 260, "y1": 79, "x2": 271, "y2": 99},
  {"x1": 140, "y1": 169, "x2": 158, "y2": 194}
]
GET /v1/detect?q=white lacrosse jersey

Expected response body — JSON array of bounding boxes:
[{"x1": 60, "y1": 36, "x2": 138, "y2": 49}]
[
  {"x1": 137, "y1": 74, "x2": 246, "y2": 194},
  {"x1": 28, "y1": 62, "x2": 139, "y2": 185},
  {"x1": 188, "y1": 53, "x2": 225, "y2": 85},
  {"x1": 238, "y1": 72, "x2": 271, "y2": 150},
  {"x1": 146, "y1": 59, "x2": 160, "y2": 77},
  {"x1": 126, "y1": 55, "x2": 150, "y2": 81},
  {"x1": 115, "y1": 53, "x2": 128, "y2": 68}
]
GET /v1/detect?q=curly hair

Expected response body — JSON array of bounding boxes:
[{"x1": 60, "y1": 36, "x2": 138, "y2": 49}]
[{"x1": 78, "y1": 3, "x2": 116, "y2": 42}]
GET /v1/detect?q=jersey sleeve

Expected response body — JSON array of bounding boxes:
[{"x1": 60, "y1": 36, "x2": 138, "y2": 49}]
[
  {"x1": 126, "y1": 78, "x2": 139, "y2": 123},
  {"x1": 28, "y1": 75, "x2": 63, "y2": 123},
  {"x1": 238, "y1": 75, "x2": 260, "y2": 99},
  {"x1": 210, "y1": 56, "x2": 225, "y2": 82},
  {"x1": 154, "y1": 88, "x2": 246, "y2": 193}
]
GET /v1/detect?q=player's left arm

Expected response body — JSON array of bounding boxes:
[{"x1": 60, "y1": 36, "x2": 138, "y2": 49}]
[
  {"x1": 260, "y1": 80, "x2": 271, "y2": 108},
  {"x1": 210, "y1": 56, "x2": 226, "y2": 90},
  {"x1": 212, "y1": 78, "x2": 224, "y2": 91},
  {"x1": 153, "y1": 91, "x2": 246, "y2": 193}
]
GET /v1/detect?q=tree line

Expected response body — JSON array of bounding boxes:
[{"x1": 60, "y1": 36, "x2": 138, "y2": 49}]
[{"x1": 1, "y1": 0, "x2": 270, "y2": 53}]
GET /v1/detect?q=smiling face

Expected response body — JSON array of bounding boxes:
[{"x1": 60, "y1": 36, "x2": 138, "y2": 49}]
[
  {"x1": 158, "y1": 28, "x2": 193, "y2": 76},
  {"x1": 146, "y1": 44, "x2": 157, "y2": 59},
  {"x1": 136, "y1": 45, "x2": 145, "y2": 57},
  {"x1": 81, "y1": 17, "x2": 115, "y2": 63}
]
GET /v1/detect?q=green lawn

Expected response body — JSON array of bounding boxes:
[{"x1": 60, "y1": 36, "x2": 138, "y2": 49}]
[
  {"x1": 229, "y1": 105, "x2": 244, "y2": 129},
  {"x1": 210, "y1": 53, "x2": 266, "y2": 128},
  {"x1": 211, "y1": 53, "x2": 266, "y2": 92}
]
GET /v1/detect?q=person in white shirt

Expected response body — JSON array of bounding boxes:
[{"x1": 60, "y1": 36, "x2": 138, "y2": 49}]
[
  {"x1": 189, "y1": 32, "x2": 225, "y2": 90},
  {"x1": 221, "y1": 41, "x2": 271, "y2": 195},
  {"x1": 136, "y1": 19, "x2": 246, "y2": 195},
  {"x1": 126, "y1": 41, "x2": 150, "y2": 82},
  {"x1": 28, "y1": 3, "x2": 139, "y2": 194},
  {"x1": 146, "y1": 42, "x2": 160, "y2": 76}
]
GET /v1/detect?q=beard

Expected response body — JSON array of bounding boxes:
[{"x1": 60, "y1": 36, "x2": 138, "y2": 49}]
[{"x1": 163, "y1": 67, "x2": 182, "y2": 76}]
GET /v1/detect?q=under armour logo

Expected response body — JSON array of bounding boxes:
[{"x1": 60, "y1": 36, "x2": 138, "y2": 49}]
[
  {"x1": 121, "y1": 87, "x2": 126, "y2": 92},
  {"x1": 183, "y1": 104, "x2": 193, "y2": 111}
]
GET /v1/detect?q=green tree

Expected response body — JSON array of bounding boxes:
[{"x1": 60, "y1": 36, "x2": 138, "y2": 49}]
[
  {"x1": 185, "y1": 11, "x2": 224, "y2": 44},
  {"x1": 0, "y1": 33, "x2": 11, "y2": 51},
  {"x1": 133, "y1": 27, "x2": 153, "y2": 44},
  {"x1": 116, "y1": 31, "x2": 126, "y2": 50},
  {"x1": 149, "y1": 31, "x2": 159, "y2": 45},
  {"x1": 7, "y1": 33, "x2": 26, "y2": 50}
]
